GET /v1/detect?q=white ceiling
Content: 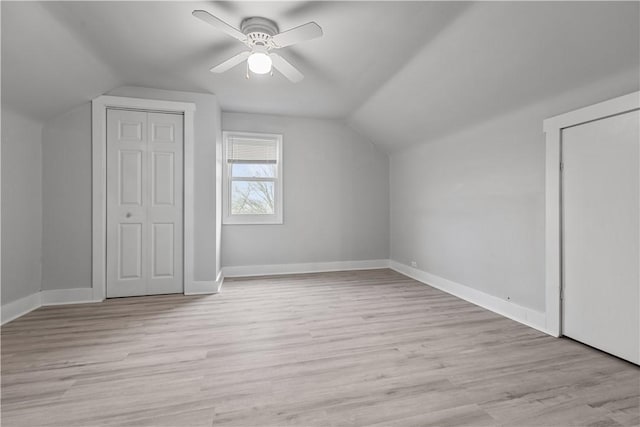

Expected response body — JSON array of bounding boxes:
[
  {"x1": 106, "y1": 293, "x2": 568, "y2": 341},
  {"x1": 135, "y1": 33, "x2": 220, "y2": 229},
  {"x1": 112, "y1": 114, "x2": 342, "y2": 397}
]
[
  {"x1": 2, "y1": 1, "x2": 638, "y2": 151},
  {"x1": 349, "y1": 1, "x2": 640, "y2": 150},
  {"x1": 2, "y1": 1, "x2": 464, "y2": 120}
]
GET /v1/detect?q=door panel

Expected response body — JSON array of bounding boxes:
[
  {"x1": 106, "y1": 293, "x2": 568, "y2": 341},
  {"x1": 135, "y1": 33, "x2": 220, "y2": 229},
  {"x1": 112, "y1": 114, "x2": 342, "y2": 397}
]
[
  {"x1": 118, "y1": 120, "x2": 144, "y2": 142},
  {"x1": 147, "y1": 112, "x2": 183, "y2": 295},
  {"x1": 119, "y1": 150, "x2": 143, "y2": 206},
  {"x1": 107, "y1": 110, "x2": 147, "y2": 297},
  {"x1": 152, "y1": 223, "x2": 174, "y2": 278},
  {"x1": 562, "y1": 109, "x2": 639, "y2": 364},
  {"x1": 151, "y1": 121, "x2": 176, "y2": 143},
  {"x1": 119, "y1": 223, "x2": 143, "y2": 279},
  {"x1": 152, "y1": 152, "x2": 175, "y2": 206},
  {"x1": 106, "y1": 109, "x2": 183, "y2": 298}
]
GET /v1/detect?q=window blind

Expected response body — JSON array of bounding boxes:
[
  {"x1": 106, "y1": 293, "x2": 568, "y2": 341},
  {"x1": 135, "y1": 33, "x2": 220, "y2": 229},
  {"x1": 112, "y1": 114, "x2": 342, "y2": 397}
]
[{"x1": 227, "y1": 137, "x2": 278, "y2": 164}]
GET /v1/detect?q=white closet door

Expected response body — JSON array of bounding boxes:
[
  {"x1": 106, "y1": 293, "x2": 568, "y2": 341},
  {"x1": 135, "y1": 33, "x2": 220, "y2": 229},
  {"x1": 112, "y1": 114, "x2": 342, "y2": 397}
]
[
  {"x1": 106, "y1": 109, "x2": 183, "y2": 298},
  {"x1": 562, "y1": 109, "x2": 639, "y2": 364},
  {"x1": 147, "y1": 112, "x2": 183, "y2": 295}
]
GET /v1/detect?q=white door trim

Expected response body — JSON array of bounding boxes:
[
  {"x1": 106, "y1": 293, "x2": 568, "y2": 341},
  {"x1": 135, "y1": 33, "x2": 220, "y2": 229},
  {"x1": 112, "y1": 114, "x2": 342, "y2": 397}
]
[
  {"x1": 92, "y1": 95, "x2": 196, "y2": 300},
  {"x1": 543, "y1": 91, "x2": 639, "y2": 337}
]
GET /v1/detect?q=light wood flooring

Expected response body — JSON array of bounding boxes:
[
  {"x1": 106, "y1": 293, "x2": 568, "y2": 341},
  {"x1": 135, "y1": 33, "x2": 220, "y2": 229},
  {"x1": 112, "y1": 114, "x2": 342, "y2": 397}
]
[{"x1": 1, "y1": 269, "x2": 639, "y2": 426}]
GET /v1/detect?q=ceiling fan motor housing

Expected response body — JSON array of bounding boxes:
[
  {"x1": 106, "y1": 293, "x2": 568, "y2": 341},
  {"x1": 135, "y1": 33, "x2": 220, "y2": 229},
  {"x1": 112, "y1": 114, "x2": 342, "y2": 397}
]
[{"x1": 241, "y1": 17, "x2": 279, "y2": 49}]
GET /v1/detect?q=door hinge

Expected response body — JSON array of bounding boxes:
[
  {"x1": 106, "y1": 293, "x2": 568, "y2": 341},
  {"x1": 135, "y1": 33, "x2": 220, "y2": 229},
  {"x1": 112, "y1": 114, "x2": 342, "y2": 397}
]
[{"x1": 560, "y1": 162, "x2": 564, "y2": 172}]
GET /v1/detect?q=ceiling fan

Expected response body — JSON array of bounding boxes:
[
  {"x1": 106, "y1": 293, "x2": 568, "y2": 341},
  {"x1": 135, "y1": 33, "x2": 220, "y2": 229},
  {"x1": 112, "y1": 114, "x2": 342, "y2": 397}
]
[{"x1": 193, "y1": 10, "x2": 323, "y2": 83}]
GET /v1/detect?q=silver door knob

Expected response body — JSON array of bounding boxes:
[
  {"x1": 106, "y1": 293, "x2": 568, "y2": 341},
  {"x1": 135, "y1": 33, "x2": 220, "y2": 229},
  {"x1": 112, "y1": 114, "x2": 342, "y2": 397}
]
[{"x1": 126, "y1": 212, "x2": 132, "y2": 218}]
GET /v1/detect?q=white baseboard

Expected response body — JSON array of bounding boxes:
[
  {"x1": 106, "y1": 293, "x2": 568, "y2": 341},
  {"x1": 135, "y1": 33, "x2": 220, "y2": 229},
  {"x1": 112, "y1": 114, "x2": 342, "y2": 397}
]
[
  {"x1": 389, "y1": 260, "x2": 550, "y2": 335},
  {"x1": 3, "y1": 263, "x2": 550, "y2": 337},
  {"x1": 222, "y1": 259, "x2": 390, "y2": 278},
  {"x1": 1, "y1": 292, "x2": 42, "y2": 325},
  {"x1": 2, "y1": 288, "x2": 100, "y2": 325},
  {"x1": 3, "y1": 276, "x2": 227, "y2": 323},
  {"x1": 216, "y1": 270, "x2": 224, "y2": 292},
  {"x1": 41, "y1": 288, "x2": 101, "y2": 306},
  {"x1": 185, "y1": 271, "x2": 224, "y2": 295}
]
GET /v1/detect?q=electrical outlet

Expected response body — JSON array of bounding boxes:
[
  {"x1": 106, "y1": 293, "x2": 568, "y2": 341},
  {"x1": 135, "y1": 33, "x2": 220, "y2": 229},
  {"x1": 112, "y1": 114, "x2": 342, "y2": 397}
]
[{"x1": 410, "y1": 261, "x2": 418, "y2": 268}]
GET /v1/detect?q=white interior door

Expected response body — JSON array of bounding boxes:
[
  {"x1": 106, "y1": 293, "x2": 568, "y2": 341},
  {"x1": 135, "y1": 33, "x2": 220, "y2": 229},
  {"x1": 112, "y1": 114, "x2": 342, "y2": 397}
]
[
  {"x1": 106, "y1": 109, "x2": 183, "y2": 297},
  {"x1": 562, "y1": 109, "x2": 639, "y2": 364}
]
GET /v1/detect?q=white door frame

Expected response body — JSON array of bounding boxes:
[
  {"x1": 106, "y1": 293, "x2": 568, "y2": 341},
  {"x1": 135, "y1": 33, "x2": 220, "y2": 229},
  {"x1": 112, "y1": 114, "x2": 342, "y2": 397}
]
[
  {"x1": 543, "y1": 91, "x2": 639, "y2": 337},
  {"x1": 92, "y1": 95, "x2": 196, "y2": 300}
]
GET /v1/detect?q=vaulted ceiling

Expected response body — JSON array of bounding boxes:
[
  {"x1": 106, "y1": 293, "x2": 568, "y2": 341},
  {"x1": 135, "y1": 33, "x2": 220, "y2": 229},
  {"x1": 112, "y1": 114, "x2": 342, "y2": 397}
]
[{"x1": 2, "y1": 1, "x2": 638, "y2": 151}]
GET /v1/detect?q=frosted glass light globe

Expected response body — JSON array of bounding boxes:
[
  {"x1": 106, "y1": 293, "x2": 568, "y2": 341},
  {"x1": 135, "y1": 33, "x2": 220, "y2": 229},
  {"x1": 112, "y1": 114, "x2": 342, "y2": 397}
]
[{"x1": 247, "y1": 52, "x2": 272, "y2": 74}]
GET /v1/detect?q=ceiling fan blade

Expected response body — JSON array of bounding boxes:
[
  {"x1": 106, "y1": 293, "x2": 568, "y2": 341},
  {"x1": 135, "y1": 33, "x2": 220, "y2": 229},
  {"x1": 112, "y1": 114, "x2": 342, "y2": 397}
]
[
  {"x1": 271, "y1": 53, "x2": 304, "y2": 83},
  {"x1": 272, "y1": 22, "x2": 322, "y2": 48},
  {"x1": 193, "y1": 10, "x2": 246, "y2": 42},
  {"x1": 210, "y1": 51, "x2": 251, "y2": 73}
]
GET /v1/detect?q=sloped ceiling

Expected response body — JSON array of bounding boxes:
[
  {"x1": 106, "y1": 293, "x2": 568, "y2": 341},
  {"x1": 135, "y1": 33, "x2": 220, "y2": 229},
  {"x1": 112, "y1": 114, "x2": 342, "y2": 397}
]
[
  {"x1": 1, "y1": 1, "x2": 122, "y2": 121},
  {"x1": 2, "y1": 1, "x2": 639, "y2": 151},
  {"x1": 348, "y1": 1, "x2": 640, "y2": 150},
  {"x1": 2, "y1": 1, "x2": 467, "y2": 122}
]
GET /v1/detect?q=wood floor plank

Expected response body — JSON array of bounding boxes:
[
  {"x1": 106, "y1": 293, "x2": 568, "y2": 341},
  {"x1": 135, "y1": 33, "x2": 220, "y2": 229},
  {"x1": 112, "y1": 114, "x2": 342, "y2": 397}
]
[{"x1": 2, "y1": 269, "x2": 638, "y2": 426}]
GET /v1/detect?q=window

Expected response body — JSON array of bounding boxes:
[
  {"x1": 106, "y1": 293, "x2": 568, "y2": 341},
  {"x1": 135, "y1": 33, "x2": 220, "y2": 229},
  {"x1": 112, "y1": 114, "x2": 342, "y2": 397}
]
[{"x1": 222, "y1": 131, "x2": 283, "y2": 224}]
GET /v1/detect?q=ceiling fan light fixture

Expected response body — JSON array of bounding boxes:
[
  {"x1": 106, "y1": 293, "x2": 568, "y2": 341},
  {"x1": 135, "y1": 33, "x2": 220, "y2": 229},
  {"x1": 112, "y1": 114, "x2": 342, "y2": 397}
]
[
  {"x1": 193, "y1": 10, "x2": 322, "y2": 82},
  {"x1": 247, "y1": 52, "x2": 272, "y2": 74}
]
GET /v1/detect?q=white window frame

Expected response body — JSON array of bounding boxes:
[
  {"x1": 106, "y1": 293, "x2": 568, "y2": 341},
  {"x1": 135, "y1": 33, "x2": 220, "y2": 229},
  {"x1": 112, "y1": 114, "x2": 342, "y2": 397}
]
[{"x1": 222, "y1": 131, "x2": 283, "y2": 225}]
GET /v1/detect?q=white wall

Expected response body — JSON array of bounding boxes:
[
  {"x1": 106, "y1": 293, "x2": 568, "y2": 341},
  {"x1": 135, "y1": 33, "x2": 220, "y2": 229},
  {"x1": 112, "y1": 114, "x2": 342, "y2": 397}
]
[
  {"x1": 390, "y1": 69, "x2": 639, "y2": 313},
  {"x1": 222, "y1": 113, "x2": 389, "y2": 268},
  {"x1": 40, "y1": 86, "x2": 222, "y2": 293},
  {"x1": 42, "y1": 104, "x2": 92, "y2": 290},
  {"x1": 1, "y1": 109, "x2": 43, "y2": 305}
]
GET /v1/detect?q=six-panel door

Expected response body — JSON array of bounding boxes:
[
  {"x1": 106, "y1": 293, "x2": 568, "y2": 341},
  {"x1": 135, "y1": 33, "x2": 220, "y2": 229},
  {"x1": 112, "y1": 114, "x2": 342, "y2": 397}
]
[{"x1": 106, "y1": 109, "x2": 184, "y2": 297}]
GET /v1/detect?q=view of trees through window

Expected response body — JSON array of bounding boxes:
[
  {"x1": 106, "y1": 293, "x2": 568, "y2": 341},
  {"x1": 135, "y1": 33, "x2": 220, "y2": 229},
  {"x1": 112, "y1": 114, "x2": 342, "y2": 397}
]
[{"x1": 231, "y1": 164, "x2": 276, "y2": 215}]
